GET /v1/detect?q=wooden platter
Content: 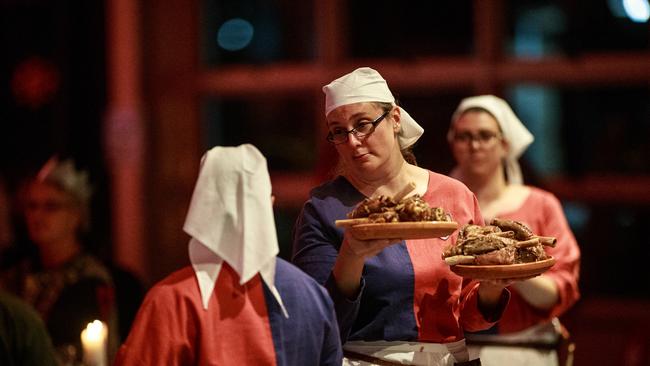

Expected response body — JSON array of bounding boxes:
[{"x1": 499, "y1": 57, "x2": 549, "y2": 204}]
[
  {"x1": 450, "y1": 257, "x2": 556, "y2": 280},
  {"x1": 341, "y1": 221, "x2": 459, "y2": 240}
]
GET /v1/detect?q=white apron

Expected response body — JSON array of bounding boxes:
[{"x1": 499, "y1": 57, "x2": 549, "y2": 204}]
[
  {"x1": 466, "y1": 318, "x2": 564, "y2": 366},
  {"x1": 343, "y1": 339, "x2": 478, "y2": 366}
]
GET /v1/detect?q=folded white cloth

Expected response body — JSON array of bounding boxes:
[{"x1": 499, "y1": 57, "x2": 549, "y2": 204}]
[
  {"x1": 343, "y1": 339, "x2": 472, "y2": 365},
  {"x1": 323, "y1": 67, "x2": 424, "y2": 149},
  {"x1": 183, "y1": 144, "x2": 287, "y2": 316},
  {"x1": 451, "y1": 95, "x2": 534, "y2": 185}
]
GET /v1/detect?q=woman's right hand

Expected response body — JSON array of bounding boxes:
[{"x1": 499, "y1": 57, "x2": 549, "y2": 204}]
[
  {"x1": 340, "y1": 230, "x2": 402, "y2": 261},
  {"x1": 332, "y1": 231, "x2": 402, "y2": 299}
]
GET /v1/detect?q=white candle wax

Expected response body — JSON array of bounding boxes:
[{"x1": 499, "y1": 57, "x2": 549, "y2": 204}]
[{"x1": 81, "y1": 320, "x2": 107, "y2": 366}]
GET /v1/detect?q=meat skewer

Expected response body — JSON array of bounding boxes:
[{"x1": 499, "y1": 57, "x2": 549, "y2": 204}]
[
  {"x1": 490, "y1": 218, "x2": 533, "y2": 240},
  {"x1": 533, "y1": 236, "x2": 557, "y2": 247},
  {"x1": 392, "y1": 181, "x2": 417, "y2": 202},
  {"x1": 512, "y1": 238, "x2": 541, "y2": 248}
]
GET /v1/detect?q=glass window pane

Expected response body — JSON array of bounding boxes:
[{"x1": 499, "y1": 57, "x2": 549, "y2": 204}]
[
  {"x1": 560, "y1": 86, "x2": 650, "y2": 176},
  {"x1": 505, "y1": 0, "x2": 649, "y2": 58},
  {"x1": 348, "y1": 1, "x2": 474, "y2": 58},
  {"x1": 504, "y1": 85, "x2": 650, "y2": 178},
  {"x1": 398, "y1": 90, "x2": 474, "y2": 174},
  {"x1": 201, "y1": 96, "x2": 318, "y2": 172},
  {"x1": 201, "y1": 0, "x2": 315, "y2": 65},
  {"x1": 576, "y1": 204, "x2": 650, "y2": 297}
]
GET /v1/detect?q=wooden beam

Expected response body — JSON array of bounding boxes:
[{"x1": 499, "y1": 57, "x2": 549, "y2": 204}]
[
  {"x1": 314, "y1": 0, "x2": 346, "y2": 64},
  {"x1": 196, "y1": 58, "x2": 481, "y2": 96},
  {"x1": 544, "y1": 175, "x2": 650, "y2": 204},
  {"x1": 197, "y1": 53, "x2": 650, "y2": 97},
  {"x1": 105, "y1": 0, "x2": 146, "y2": 282},
  {"x1": 499, "y1": 53, "x2": 650, "y2": 85}
]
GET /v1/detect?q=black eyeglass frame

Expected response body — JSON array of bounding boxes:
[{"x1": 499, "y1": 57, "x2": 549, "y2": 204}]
[
  {"x1": 450, "y1": 130, "x2": 503, "y2": 146},
  {"x1": 326, "y1": 111, "x2": 390, "y2": 144}
]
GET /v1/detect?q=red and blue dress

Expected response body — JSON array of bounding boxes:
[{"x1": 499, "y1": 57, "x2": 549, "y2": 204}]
[{"x1": 292, "y1": 171, "x2": 509, "y2": 346}]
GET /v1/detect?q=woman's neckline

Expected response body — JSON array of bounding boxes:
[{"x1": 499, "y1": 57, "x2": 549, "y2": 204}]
[
  {"x1": 480, "y1": 184, "x2": 532, "y2": 222},
  {"x1": 345, "y1": 165, "x2": 430, "y2": 199}
]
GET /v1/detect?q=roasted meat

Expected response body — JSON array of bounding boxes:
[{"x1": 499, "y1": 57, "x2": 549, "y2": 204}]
[
  {"x1": 444, "y1": 235, "x2": 505, "y2": 256},
  {"x1": 458, "y1": 224, "x2": 502, "y2": 241},
  {"x1": 348, "y1": 194, "x2": 450, "y2": 223},
  {"x1": 347, "y1": 195, "x2": 397, "y2": 219},
  {"x1": 491, "y1": 218, "x2": 533, "y2": 240},
  {"x1": 474, "y1": 246, "x2": 517, "y2": 265},
  {"x1": 443, "y1": 219, "x2": 555, "y2": 266},
  {"x1": 367, "y1": 210, "x2": 400, "y2": 223},
  {"x1": 516, "y1": 245, "x2": 548, "y2": 263}
]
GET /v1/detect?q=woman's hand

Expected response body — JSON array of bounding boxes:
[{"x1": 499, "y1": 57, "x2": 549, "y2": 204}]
[
  {"x1": 340, "y1": 230, "x2": 402, "y2": 261},
  {"x1": 477, "y1": 279, "x2": 511, "y2": 304},
  {"x1": 476, "y1": 276, "x2": 536, "y2": 318},
  {"x1": 512, "y1": 275, "x2": 559, "y2": 310},
  {"x1": 332, "y1": 231, "x2": 402, "y2": 299}
]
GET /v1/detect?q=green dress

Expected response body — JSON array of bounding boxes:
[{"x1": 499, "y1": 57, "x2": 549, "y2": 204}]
[{"x1": 0, "y1": 290, "x2": 58, "y2": 366}]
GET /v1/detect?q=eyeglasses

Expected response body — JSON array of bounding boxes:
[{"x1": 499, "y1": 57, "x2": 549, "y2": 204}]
[
  {"x1": 451, "y1": 130, "x2": 502, "y2": 147},
  {"x1": 326, "y1": 111, "x2": 389, "y2": 144}
]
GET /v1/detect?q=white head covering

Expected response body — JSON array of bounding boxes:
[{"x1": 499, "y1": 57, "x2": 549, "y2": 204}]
[
  {"x1": 450, "y1": 95, "x2": 534, "y2": 185},
  {"x1": 323, "y1": 67, "x2": 424, "y2": 149},
  {"x1": 183, "y1": 144, "x2": 287, "y2": 316}
]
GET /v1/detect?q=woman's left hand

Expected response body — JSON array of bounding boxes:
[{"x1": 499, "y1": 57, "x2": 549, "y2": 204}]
[{"x1": 476, "y1": 279, "x2": 512, "y2": 319}]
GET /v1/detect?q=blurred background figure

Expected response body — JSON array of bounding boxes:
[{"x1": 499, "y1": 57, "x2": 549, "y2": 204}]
[
  {"x1": 0, "y1": 289, "x2": 58, "y2": 366},
  {"x1": 0, "y1": 157, "x2": 119, "y2": 365},
  {"x1": 115, "y1": 144, "x2": 342, "y2": 366},
  {"x1": 448, "y1": 95, "x2": 581, "y2": 366}
]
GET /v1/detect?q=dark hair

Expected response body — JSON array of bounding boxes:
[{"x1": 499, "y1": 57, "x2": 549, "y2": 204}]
[{"x1": 373, "y1": 102, "x2": 418, "y2": 166}]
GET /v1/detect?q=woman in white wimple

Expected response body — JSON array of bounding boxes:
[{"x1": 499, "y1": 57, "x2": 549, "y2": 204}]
[
  {"x1": 448, "y1": 95, "x2": 581, "y2": 366},
  {"x1": 292, "y1": 67, "x2": 515, "y2": 366}
]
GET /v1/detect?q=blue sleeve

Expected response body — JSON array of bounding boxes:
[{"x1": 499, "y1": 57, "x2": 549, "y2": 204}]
[
  {"x1": 267, "y1": 259, "x2": 343, "y2": 365},
  {"x1": 291, "y1": 182, "x2": 364, "y2": 342},
  {"x1": 319, "y1": 284, "x2": 345, "y2": 366},
  {"x1": 324, "y1": 273, "x2": 365, "y2": 342}
]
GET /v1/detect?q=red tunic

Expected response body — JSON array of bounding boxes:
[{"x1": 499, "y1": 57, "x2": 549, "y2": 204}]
[
  {"x1": 491, "y1": 186, "x2": 581, "y2": 333},
  {"x1": 114, "y1": 264, "x2": 277, "y2": 366}
]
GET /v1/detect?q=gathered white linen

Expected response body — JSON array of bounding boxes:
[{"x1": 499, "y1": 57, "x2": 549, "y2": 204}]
[
  {"x1": 183, "y1": 144, "x2": 287, "y2": 316},
  {"x1": 343, "y1": 339, "x2": 473, "y2": 366},
  {"x1": 323, "y1": 67, "x2": 424, "y2": 149},
  {"x1": 450, "y1": 94, "x2": 534, "y2": 185}
]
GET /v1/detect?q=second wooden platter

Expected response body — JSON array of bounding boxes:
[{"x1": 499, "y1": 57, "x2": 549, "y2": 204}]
[{"x1": 450, "y1": 257, "x2": 556, "y2": 280}]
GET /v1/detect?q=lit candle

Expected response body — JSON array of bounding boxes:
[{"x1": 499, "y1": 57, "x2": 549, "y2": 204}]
[{"x1": 81, "y1": 320, "x2": 107, "y2": 366}]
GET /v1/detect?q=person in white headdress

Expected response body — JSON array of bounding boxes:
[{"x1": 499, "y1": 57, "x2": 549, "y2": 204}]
[
  {"x1": 292, "y1": 67, "x2": 512, "y2": 366},
  {"x1": 448, "y1": 95, "x2": 581, "y2": 366},
  {"x1": 115, "y1": 144, "x2": 342, "y2": 366}
]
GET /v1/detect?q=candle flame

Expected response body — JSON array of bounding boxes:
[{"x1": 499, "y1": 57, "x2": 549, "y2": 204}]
[
  {"x1": 81, "y1": 320, "x2": 107, "y2": 366},
  {"x1": 83, "y1": 320, "x2": 106, "y2": 341}
]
